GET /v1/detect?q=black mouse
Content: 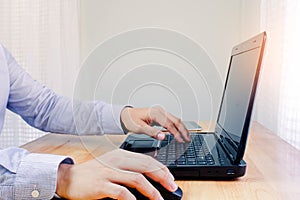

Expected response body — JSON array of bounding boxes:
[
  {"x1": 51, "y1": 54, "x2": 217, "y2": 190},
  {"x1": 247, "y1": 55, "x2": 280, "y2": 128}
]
[{"x1": 102, "y1": 177, "x2": 183, "y2": 200}]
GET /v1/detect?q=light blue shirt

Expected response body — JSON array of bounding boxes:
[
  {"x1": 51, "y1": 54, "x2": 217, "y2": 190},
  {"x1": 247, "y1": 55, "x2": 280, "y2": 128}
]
[{"x1": 0, "y1": 44, "x2": 125, "y2": 199}]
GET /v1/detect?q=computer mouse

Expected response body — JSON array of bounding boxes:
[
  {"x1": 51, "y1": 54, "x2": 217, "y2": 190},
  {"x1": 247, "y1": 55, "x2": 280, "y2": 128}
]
[{"x1": 102, "y1": 177, "x2": 183, "y2": 200}]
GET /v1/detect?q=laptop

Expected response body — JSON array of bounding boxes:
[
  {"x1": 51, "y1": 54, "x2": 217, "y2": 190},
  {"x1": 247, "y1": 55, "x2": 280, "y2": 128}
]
[{"x1": 120, "y1": 32, "x2": 267, "y2": 179}]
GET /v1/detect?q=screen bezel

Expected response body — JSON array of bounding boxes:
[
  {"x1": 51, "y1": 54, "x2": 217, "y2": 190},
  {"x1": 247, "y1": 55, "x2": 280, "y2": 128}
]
[{"x1": 215, "y1": 32, "x2": 267, "y2": 164}]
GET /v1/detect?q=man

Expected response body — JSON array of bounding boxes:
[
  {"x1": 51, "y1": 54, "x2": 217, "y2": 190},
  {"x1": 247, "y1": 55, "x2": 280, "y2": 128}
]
[{"x1": 0, "y1": 44, "x2": 190, "y2": 200}]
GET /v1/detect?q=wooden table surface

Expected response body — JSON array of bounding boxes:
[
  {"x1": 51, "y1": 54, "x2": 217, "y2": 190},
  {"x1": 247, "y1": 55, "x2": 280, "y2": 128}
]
[{"x1": 22, "y1": 122, "x2": 300, "y2": 200}]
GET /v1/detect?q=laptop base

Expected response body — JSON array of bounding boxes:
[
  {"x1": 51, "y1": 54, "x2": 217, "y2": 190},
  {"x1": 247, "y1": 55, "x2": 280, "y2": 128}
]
[
  {"x1": 169, "y1": 160, "x2": 246, "y2": 179},
  {"x1": 120, "y1": 133, "x2": 246, "y2": 179}
]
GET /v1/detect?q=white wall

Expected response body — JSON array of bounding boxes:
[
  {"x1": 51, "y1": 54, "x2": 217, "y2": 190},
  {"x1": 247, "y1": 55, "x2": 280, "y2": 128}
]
[
  {"x1": 240, "y1": 0, "x2": 262, "y2": 40},
  {"x1": 78, "y1": 0, "x2": 261, "y2": 121}
]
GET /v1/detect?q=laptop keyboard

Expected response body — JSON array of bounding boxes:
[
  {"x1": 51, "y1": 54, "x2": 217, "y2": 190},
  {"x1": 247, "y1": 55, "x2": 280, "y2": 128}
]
[{"x1": 156, "y1": 134, "x2": 215, "y2": 166}]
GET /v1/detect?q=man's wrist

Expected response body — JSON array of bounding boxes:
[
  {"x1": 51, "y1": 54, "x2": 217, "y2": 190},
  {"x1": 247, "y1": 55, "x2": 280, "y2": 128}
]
[
  {"x1": 56, "y1": 163, "x2": 73, "y2": 198},
  {"x1": 120, "y1": 106, "x2": 133, "y2": 134}
]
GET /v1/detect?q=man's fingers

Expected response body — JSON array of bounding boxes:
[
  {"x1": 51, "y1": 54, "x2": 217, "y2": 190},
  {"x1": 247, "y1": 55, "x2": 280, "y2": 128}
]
[
  {"x1": 102, "y1": 183, "x2": 136, "y2": 200},
  {"x1": 110, "y1": 150, "x2": 171, "y2": 177},
  {"x1": 162, "y1": 119, "x2": 185, "y2": 143},
  {"x1": 120, "y1": 106, "x2": 190, "y2": 143},
  {"x1": 138, "y1": 123, "x2": 166, "y2": 140},
  {"x1": 127, "y1": 151, "x2": 177, "y2": 192},
  {"x1": 102, "y1": 149, "x2": 177, "y2": 192},
  {"x1": 109, "y1": 171, "x2": 163, "y2": 200},
  {"x1": 150, "y1": 107, "x2": 188, "y2": 143},
  {"x1": 166, "y1": 113, "x2": 191, "y2": 142}
]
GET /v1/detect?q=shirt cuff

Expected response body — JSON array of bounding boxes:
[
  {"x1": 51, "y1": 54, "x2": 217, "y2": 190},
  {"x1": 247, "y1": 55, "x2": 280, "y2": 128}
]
[
  {"x1": 100, "y1": 104, "x2": 126, "y2": 134},
  {"x1": 14, "y1": 153, "x2": 73, "y2": 200}
]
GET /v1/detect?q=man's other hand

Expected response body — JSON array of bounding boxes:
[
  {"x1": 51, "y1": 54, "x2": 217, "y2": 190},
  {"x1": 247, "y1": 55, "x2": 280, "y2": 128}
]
[
  {"x1": 56, "y1": 149, "x2": 178, "y2": 200},
  {"x1": 120, "y1": 107, "x2": 190, "y2": 143}
]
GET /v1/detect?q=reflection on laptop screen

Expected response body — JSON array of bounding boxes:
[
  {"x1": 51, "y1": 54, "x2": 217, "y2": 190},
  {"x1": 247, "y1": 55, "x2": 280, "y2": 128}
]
[{"x1": 217, "y1": 47, "x2": 261, "y2": 148}]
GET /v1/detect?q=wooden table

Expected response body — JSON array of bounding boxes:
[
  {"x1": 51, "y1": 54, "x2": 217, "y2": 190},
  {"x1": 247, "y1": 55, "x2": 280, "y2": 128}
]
[{"x1": 22, "y1": 122, "x2": 300, "y2": 200}]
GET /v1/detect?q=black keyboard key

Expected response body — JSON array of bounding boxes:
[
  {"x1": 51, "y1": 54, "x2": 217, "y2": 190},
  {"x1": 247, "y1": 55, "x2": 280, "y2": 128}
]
[
  {"x1": 177, "y1": 160, "x2": 186, "y2": 165},
  {"x1": 208, "y1": 161, "x2": 215, "y2": 165},
  {"x1": 186, "y1": 161, "x2": 197, "y2": 165},
  {"x1": 187, "y1": 158, "x2": 196, "y2": 162},
  {"x1": 197, "y1": 161, "x2": 207, "y2": 165},
  {"x1": 157, "y1": 134, "x2": 216, "y2": 166}
]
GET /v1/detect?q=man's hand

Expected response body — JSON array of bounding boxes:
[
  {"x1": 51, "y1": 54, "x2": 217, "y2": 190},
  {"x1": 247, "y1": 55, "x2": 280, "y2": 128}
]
[
  {"x1": 120, "y1": 106, "x2": 190, "y2": 143},
  {"x1": 56, "y1": 149, "x2": 177, "y2": 200}
]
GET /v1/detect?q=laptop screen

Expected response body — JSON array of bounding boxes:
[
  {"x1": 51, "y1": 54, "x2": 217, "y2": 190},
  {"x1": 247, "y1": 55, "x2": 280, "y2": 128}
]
[{"x1": 216, "y1": 33, "x2": 265, "y2": 163}]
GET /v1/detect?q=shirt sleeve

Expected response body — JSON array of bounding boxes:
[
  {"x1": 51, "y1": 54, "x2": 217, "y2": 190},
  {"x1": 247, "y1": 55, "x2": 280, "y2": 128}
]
[
  {"x1": 0, "y1": 147, "x2": 74, "y2": 200},
  {"x1": 4, "y1": 45, "x2": 125, "y2": 135}
]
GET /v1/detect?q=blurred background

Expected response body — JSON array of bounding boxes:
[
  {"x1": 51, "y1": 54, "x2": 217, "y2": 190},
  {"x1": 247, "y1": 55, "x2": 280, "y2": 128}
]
[{"x1": 0, "y1": 0, "x2": 299, "y2": 150}]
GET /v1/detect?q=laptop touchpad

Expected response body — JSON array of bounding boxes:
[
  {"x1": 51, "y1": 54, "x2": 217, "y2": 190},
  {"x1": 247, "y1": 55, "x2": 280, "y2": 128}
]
[{"x1": 120, "y1": 134, "x2": 159, "y2": 153}]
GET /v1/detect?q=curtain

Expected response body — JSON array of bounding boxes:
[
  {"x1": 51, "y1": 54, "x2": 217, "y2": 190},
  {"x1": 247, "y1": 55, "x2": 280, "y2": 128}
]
[
  {"x1": 0, "y1": 0, "x2": 80, "y2": 147},
  {"x1": 257, "y1": 0, "x2": 300, "y2": 149}
]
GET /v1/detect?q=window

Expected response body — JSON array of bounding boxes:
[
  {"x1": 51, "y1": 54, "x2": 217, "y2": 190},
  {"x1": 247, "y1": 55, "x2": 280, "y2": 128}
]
[{"x1": 0, "y1": 0, "x2": 80, "y2": 148}]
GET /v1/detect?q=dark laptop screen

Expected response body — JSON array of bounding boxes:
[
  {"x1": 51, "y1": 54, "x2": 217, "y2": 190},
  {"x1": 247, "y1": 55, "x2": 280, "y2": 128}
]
[{"x1": 217, "y1": 46, "x2": 262, "y2": 160}]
